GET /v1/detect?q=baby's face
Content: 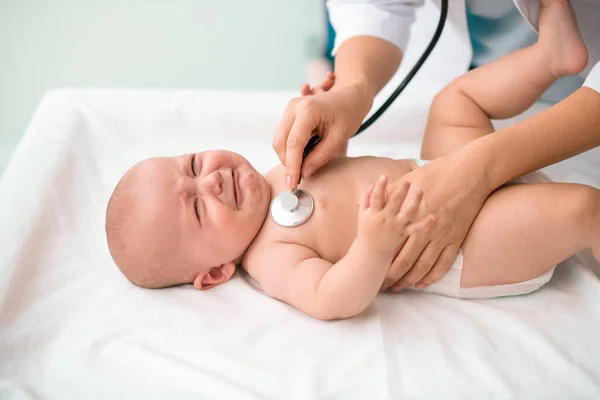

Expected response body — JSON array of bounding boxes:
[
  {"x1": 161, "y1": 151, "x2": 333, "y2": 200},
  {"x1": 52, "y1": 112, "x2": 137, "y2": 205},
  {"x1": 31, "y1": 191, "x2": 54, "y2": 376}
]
[{"x1": 130, "y1": 150, "x2": 270, "y2": 285}]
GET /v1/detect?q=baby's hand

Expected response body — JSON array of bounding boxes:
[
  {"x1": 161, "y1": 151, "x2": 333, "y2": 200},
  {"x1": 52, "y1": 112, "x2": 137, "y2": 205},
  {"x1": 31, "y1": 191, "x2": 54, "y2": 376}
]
[
  {"x1": 300, "y1": 72, "x2": 335, "y2": 96},
  {"x1": 357, "y1": 176, "x2": 433, "y2": 255}
]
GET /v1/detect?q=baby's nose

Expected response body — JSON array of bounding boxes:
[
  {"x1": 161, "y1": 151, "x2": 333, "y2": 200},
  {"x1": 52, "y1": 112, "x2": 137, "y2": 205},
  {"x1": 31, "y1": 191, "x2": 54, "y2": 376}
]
[{"x1": 199, "y1": 170, "x2": 222, "y2": 195}]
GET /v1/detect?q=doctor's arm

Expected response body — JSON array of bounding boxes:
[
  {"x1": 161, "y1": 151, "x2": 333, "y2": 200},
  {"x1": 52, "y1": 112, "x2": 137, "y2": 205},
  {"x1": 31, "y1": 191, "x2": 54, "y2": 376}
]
[
  {"x1": 388, "y1": 63, "x2": 600, "y2": 290},
  {"x1": 479, "y1": 85, "x2": 600, "y2": 191},
  {"x1": 272, "y1": 0, "x2": 423, "y2": 190}
]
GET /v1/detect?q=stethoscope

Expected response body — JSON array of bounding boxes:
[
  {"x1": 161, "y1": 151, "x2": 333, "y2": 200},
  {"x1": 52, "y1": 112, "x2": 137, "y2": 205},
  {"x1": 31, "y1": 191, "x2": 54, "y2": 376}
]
[{"x1": 270, "y1": 0, "x2": 449, "y2": 228}]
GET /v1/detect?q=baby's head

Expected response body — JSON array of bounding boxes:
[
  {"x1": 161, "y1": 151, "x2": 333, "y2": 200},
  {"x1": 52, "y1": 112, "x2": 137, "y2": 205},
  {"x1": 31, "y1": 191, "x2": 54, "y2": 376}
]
[{"x1": 105, "y1": 150, "x2": 271, "y2": 290}]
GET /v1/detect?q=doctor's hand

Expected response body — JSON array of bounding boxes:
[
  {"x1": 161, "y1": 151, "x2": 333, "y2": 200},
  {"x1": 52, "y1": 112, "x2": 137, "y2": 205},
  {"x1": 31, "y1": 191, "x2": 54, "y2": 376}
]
[
  {"x1": 382, "y1": 145, "x2": 493, "y2": 291},
  {"x1": 272, "y1": 79, "x2": 373, "y2": 190},
  {"x1": 300, "y1": 72, "x2": 336, "y2": 96}
]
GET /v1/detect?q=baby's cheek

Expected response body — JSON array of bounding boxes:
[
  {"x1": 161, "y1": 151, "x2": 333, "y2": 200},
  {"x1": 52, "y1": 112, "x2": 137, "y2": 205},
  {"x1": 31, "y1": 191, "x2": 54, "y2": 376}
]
[
  {"x1": 245, "y1": 172, "x2": 259, "y2": 193},
  {"x1": 211, "y1": 209, "x2": 237, "y2": 228}
]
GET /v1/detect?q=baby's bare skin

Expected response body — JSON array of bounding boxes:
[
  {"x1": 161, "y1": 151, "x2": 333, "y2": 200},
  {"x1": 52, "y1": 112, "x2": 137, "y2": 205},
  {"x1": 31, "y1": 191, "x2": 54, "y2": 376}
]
[
  {"x1": 240, "y1": 0, "x2": 600, "y2": 319},
  {"x1": 244, "y1": 157, "x2": 416, "y2": 269},
  {"x1": 106, "y1": 0, "x2": 600, "y2": 321}
]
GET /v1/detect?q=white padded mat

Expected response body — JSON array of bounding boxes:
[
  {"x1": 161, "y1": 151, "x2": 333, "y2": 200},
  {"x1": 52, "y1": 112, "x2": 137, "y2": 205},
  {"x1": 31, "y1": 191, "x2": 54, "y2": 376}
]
[{"x1": 1, "y1": 87, "x2": 599, "y2": 400}]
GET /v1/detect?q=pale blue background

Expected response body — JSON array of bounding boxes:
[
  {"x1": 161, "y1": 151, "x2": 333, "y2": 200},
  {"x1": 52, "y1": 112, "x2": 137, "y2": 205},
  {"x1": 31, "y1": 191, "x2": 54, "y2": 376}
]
[{"x1": 0, "y1": 0, "x2": 324, "y2": 175}]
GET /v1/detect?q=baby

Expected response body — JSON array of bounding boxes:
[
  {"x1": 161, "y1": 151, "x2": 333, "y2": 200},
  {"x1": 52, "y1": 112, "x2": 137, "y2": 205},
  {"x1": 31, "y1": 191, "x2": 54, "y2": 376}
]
[{"x1": 106, "y1": 0, "x2": 599, "y2": 320}]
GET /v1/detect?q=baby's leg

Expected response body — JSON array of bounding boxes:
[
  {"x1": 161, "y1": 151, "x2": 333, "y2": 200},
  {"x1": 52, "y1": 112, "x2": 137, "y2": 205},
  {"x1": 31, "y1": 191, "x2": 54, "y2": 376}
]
[
  {"x1": 422, "y1": 0, "x2": 588, "y2": 159},
  {"x1": 460, "y1": 183, "x2": 600, "y2": 288}
]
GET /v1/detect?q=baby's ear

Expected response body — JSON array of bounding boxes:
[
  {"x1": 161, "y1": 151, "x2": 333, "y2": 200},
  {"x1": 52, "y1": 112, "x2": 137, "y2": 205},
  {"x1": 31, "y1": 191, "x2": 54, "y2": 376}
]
[{"x1": 193, "y1": 262, "x2": 236, "y2": 290}]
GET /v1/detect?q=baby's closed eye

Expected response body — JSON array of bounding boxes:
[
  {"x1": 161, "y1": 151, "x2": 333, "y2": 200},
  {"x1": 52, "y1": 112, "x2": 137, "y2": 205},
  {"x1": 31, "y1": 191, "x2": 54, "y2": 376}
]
[{"x1": 191, "y1": 154, "x2": 198, "y2": 176}]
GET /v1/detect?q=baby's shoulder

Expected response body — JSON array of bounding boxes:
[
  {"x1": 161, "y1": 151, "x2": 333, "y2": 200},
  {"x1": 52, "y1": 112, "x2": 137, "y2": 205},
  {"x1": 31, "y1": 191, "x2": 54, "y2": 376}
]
[
  {"x1": 242, "y1": 237, "x2": 318, "y2": 285},
  {"x1": 264, "y1": 164, "x2": 284, "y2": 181}
]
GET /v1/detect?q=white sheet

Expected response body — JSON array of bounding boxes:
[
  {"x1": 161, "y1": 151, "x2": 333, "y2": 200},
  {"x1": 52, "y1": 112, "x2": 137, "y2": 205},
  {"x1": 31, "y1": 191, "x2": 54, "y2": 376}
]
[
  {"x1": 2, "y1": 2, "x2": 600, "y2": 395},
  {"x1": 1, "y1": 86, "x2": 600, "y2": 399}
]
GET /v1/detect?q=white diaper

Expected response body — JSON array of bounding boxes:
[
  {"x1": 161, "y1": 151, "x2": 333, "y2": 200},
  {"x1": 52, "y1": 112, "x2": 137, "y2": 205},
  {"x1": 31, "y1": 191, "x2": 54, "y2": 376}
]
[
  {"x1": 409, "y1": 161, "x2": 555, "y2": 299},
  {"x1": 414, "y1": 249, "x2": 555, "y2": 299}
]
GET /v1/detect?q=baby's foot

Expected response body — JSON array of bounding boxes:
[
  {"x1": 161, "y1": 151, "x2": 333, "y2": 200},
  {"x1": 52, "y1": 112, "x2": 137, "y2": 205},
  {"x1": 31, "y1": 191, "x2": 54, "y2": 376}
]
[{"x1": 538, "y1": 0, "x2": 588, "y2": 79}]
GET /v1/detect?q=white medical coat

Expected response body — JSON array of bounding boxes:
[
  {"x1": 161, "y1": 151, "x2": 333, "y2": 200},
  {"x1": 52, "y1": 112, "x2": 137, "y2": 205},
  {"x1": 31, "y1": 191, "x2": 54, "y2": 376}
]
[{"x1": 326, "y1": 0, "x2": 600, "y2": 92}]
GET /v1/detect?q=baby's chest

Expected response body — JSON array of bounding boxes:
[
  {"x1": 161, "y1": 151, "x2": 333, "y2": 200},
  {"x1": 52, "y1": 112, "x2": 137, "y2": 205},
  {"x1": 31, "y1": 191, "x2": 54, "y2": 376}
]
[
  {"x1": 260, "y1": 157, "x2": 413, "y2": 263},
  {"x1": 261, "y1": 183, "x2": 360, "y2": 263},
  {"x1": 308, "y1": 193, "x2": 359, "y2": 262}
]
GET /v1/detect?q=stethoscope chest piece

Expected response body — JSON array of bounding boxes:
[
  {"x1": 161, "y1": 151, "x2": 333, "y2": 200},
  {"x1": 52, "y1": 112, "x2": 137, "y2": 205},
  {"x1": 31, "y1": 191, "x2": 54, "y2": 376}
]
[{"x1": 270, "y1": 189, "x2": 314, "y2": 227}]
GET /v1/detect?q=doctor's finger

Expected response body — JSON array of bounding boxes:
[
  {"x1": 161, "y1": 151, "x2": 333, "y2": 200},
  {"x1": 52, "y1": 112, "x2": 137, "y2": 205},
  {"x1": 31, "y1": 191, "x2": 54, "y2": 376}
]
[
  {"x1": 382, "y1": 234, "x2": 428, "y2": 289},
  {"x1": 415, "y1": 244, "x2": 459, "y2": 289},
  {"x1": 273, "y1": 108, "x2": 296, "y2": 166},
  {"x1": 301, "y1": 133, "x2": 339, "y2": 178},
  {"x1": 318, "y1": 71, "x2": 334, "y2": 86},
  {"x1": 397, "y1": 186, "x2": 423, "y2": 222},
  {"x1": 386, "y1": 181, "x2": 410, "y2": 214},
  {"x1": 285, "y1": 112, "x2": 318, "y2": 189},
  {"x1": 313, "y1": 72, "x2": 335, "y2": 95},
  {"x1": 300, "y1": 83, "x2": 312, "y2": 96},
  {"x1": 391, "y1": 242, "x2": 443, "y2": 292}
]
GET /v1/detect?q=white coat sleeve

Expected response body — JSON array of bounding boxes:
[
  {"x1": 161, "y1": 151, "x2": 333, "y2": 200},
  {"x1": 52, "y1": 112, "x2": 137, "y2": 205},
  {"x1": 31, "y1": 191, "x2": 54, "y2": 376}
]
[
  {"x1": 583, "y1": 61, "x2": 600, "y2": 93},
  {"x1": 326, "y1": 0, "x2": 425, "y2": 56}
]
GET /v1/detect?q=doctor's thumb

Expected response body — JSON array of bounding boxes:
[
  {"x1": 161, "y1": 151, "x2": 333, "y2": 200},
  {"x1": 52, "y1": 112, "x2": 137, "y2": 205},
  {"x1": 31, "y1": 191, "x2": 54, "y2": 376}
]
[{"x1": 302, "y1": 140, "x2": 335, "y2": 178}]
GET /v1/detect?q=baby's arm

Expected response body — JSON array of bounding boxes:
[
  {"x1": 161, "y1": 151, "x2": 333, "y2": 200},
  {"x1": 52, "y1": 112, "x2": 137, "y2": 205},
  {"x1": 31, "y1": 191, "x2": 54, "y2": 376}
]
[
  {"x1": 254, "y1": 178, "x2": 430, "y2": 320},
  {"x1": 257, "y1": 238, "x2": 391, "y2": 320}
]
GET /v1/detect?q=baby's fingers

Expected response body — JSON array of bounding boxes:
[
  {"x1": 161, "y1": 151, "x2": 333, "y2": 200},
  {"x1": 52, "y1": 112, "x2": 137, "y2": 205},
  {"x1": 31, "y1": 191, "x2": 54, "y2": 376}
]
[
  {"x1": 359, "y1": 185, "x2": 373, "y2": 211},
  {"x1": 369, "y1": 175, "x2": 388, "y2": 210}
]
